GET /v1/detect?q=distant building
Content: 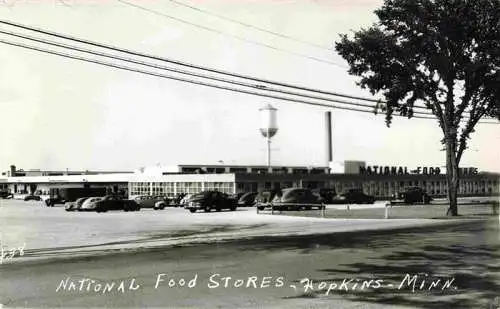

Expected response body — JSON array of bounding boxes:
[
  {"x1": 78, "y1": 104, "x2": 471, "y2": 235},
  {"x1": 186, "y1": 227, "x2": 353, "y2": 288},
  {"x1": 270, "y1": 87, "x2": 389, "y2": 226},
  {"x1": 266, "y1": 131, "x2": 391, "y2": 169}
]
[{"x1": 0, "y1": 162, "x2": 498, "y2": 200}]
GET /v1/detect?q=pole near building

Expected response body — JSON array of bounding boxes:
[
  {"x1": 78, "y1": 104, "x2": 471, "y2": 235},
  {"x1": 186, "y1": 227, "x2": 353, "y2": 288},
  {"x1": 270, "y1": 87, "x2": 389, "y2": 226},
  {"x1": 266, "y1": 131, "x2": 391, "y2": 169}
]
[
  {"x1": 259, "y1": 104, "x2": 278, "y2": 168},
  {"x1": 325, "y1": 111, "x2": 333, "y2": 168}
]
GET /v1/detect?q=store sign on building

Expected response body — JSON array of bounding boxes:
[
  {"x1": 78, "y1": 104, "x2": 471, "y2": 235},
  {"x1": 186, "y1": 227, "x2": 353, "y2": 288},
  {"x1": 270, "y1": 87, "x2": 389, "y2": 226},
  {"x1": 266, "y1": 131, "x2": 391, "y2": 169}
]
[
  {"x1": 360, "y1": 166, "x2": 479, "y2": 176},
  {"x1": 458, "y1": 167, "x2": 479, "y2": 175},
  {"x1": 359, "y1": 166, "x2": 442, "y2": 176}
]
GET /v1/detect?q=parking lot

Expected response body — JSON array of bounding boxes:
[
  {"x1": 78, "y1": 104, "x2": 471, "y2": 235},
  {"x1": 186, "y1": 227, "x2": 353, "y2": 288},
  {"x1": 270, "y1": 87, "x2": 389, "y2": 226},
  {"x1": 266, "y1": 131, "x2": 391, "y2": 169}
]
[
  {"x1": 0, "y1": 199, "x2": 473, "y2": 258},
  {"x1": 0, "y1": 198, "x2": 499, "y2": 309}
]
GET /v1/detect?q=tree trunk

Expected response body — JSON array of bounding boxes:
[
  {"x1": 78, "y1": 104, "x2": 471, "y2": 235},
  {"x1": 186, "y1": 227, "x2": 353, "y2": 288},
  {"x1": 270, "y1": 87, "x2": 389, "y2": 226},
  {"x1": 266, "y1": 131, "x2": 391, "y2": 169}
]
[{"x1": 445, "y1": 133, "x2": 459, "y2": 216}]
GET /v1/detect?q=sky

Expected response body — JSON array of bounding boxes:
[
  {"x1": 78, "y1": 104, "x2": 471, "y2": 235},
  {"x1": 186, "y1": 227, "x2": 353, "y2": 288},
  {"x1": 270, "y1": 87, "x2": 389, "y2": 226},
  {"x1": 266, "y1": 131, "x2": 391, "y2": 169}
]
[{"x1": 0, "y1": 0, "x2": 498, "y2": 172}]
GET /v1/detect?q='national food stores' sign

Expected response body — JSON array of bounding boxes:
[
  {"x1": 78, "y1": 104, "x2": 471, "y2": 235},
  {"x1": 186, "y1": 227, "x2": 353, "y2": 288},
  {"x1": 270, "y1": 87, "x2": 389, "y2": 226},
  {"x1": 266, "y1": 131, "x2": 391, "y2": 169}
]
[{"x1": 359, "y1": 166, "x2": 478, "y2": 176}]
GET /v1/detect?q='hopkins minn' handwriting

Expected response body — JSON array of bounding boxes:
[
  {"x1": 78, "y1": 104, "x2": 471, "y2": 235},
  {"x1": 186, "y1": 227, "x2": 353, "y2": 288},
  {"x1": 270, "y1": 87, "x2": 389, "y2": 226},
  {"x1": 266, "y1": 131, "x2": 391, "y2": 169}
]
[{"x1": 55, "y1": 273, "x2": 457, "y2": 295}]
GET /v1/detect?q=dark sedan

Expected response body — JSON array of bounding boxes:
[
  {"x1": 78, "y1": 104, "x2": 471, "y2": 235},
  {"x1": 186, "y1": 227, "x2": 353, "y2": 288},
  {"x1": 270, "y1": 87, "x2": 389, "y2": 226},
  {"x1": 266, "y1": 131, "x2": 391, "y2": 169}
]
[
  {"x1": 271, "y1": 188, "x2": 324, "y2": 211},
  {"x1": 185, "y1": 191, "x2": 237, "y2": 213},
  {"x1": 336, "y1": 189, "x2": 375, "y2": 204},
  {"x1": 94, "y1": 195, "x2": 140, "y2": 213},
  {"x1": 394, "y1": 187, "x2": 432, "y2": 204}
]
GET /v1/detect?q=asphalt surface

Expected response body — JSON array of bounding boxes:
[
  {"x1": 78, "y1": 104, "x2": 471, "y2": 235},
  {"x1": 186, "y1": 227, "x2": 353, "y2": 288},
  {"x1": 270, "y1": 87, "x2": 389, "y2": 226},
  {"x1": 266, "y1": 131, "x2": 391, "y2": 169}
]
[{"x1": 0, "y1": 199, "x2": 499, "y2": 309}]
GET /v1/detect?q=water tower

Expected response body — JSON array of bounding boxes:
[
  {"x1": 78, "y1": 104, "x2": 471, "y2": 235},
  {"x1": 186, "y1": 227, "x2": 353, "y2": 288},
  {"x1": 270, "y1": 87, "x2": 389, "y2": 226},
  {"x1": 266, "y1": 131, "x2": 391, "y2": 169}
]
[{"x1": 259, "y1": 104, "x2": 278, "y2": 168}]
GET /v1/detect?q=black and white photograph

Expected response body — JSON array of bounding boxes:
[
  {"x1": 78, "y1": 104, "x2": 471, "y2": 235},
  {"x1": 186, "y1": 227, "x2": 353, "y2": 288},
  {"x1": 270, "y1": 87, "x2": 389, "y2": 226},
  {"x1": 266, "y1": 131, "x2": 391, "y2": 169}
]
[{"x1": 0, "y1": 0, "x2": 499, "y2": 308}]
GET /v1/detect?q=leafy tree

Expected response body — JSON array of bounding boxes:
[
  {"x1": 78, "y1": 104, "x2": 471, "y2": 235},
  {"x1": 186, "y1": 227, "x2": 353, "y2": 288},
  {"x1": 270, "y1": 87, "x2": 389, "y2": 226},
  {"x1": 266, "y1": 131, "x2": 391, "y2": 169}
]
[{"x1": 335, "y1": 0, "x2": 500, "y2": 216}]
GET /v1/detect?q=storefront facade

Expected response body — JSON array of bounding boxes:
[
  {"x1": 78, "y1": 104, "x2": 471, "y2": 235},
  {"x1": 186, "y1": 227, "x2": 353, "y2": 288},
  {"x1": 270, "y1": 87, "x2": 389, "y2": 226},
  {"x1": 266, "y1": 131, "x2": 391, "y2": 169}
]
[{"x1": 1, "y1": 165, "x2": 498, "y2": 200}]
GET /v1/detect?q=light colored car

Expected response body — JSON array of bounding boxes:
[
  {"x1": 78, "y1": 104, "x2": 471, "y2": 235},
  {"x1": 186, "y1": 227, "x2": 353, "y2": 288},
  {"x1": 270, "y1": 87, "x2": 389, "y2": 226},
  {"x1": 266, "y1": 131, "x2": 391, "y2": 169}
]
[
  {"x1": 79, "y1": 197, "x2": 103, "y2": 211},
  {"x1": 179, "y1": 194, "x2": 193, "y2": 207},
  {"x1": 65, "y1": 197, "x2": 89, "y2": 212}
]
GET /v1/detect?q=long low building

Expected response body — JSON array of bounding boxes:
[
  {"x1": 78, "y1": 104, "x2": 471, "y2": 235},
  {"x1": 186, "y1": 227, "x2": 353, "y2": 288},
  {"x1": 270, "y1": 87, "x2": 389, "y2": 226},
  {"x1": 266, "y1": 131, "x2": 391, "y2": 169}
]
[{"x1": 1, "y1": 163, "x2": 499, "y2": 200}]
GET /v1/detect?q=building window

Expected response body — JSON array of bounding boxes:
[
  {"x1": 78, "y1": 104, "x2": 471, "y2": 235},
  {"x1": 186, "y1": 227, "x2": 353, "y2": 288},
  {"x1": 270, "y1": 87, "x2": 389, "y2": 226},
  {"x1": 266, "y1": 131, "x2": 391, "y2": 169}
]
[
  {"x1": 204, "y1": 182, "x2": 233, "y2": 194},
  {"x1": 130, "y1": 182, "x2": 151, "y2": 196}
]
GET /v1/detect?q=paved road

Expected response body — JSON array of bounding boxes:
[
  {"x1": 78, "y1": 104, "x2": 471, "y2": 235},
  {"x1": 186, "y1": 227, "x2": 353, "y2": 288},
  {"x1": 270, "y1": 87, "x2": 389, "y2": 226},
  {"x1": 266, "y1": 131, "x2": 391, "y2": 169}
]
[{"x1": 0, "y1": 200, "x2": 498, "y2": 309}]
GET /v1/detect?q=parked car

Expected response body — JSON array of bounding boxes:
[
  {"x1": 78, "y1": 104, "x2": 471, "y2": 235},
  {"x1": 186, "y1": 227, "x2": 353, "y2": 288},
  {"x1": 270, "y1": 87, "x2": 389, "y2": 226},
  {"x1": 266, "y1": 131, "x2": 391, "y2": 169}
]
[
  {"x1": 185, "y1": 191, "x2": 237, "y2": 213},
  {"x1": 171, "y1": 193, "x2": 187, "y2": 207},
  {"x1": 312, "y1": 188, "x2": 337, "y2": 204},
  {"x1": 237, "y1": 192, "x2": 258, "y2": 207},
  {"x1": 45, "y1": 187, "x2": 107, "y2": 207},
  {"x1": 271, "y1": 188, "x2": 324, "y2": 211},
  {"x1": 134, "y1": 195, "x2": 169, "y2": 210},
  {"x1": 255, "y1": 190, "x2": 280, "y2": 210},
  {"x1": 179, "y1": 194, "x2": 194, "y2": 207},
  {"x1": 337, "y1": 189, "x2": 375, "y2": 204},
  {"x1": 24, "y1": 195, "x2": 42, "y2": 201},
  {"x1": 394, "y1": 187, "x2": 432, "y2": 204},
  {"x1": 79, "y1": 196, "x2": 104, "y2": 211},
  {"x1": 65, "y1": 197, "x2": 90, "y2": 212},
  {"x1": 93, "y1": 195, "x2": 140, "y2": 213},
  {"x1": 0, "y1": 191, "x2": 13, "y2": 199}
]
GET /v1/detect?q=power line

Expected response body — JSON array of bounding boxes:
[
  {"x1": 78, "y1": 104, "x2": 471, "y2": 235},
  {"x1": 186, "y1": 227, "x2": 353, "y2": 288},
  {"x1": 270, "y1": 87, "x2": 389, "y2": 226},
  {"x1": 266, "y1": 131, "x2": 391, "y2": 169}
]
[
  {"x1": 0, "y1": 38, "x2": 442, "y2": 120},
  {"x1": 0, "y1": 19, "x2": 422, "y2": 108},
  {"x1": 2, "y1": 37, "x2": 498, "y2": 124},
  {"x1": 0, "y1": 28, "x2": 485, "y2": 120},
  {"x1": 116, "y1": 0, "x2": 347, "y2": 69},
  {"x1": 0, "y1": 21, "x2": 496, "y2": 124},
  {"x1": 0, "y1": 28, "x2": 438, "y2": 117},
  {"x1": 166, "y1": 0, "x2": 333, "y2": 52}
]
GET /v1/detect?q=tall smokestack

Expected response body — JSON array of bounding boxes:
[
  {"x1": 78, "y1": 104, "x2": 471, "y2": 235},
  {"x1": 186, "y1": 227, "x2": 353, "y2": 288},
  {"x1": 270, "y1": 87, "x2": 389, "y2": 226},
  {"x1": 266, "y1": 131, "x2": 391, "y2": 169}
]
[
  {"x1": 9, "y1": 165, "x2": 16, "y2": 177},
  {"x1": 325, "y1": 111, "x2": 333, "y2": 167}
]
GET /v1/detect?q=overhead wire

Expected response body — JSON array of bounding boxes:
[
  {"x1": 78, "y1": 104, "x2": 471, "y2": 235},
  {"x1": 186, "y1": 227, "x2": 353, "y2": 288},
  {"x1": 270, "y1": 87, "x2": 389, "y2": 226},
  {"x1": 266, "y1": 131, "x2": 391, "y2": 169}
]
[
  {"x1": 0, "y1": 28, "x2": 439, "y2": 117},
  {"x1": 0, "y1": 19, "x2": 430, "y2": 109},
  {"x1": 0, "y1": 38, "x2": 441, "y2": 120},
  {"x1": 115, "y1": 0, "x2": 347, "y2": 68},
  {"x1": 0, "y1": 21, "x2": 496, "y2": 124},
  {"x1": 166, "y1": 0, "x2": 333, "y2": 52},
  {"x1": 2, "y1": 36, "x2": 498, "y2": 124}
]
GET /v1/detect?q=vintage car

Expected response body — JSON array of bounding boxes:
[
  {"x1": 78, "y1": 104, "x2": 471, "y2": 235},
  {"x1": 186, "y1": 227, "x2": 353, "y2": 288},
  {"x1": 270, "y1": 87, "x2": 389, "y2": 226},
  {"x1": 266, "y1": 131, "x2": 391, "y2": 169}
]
[
  {"x1": 185, "y1": 191, "x2": 237, "y2": 213},
  {"x1": 237, "y1": 192, "x2": 258, "y2": 207},
  {"x1": 93, "y1": 195, "x2": 140, "y2": 213},
  {"x1": 65, "y1": 197, "x2": 90, "y2": 212},
  {"x1": 270, "y1": 188, "x2": 324, "y2": 211},
  {"x1": 79, "y1": 196, "x2": 104, "y2": 211},
  {"x1": 134, "y1": 195, "x2": 170, "y2": 210},
  {"x1": 333, "y1": 189, "x2": 376, "y2": 204},
  {"x1": 393, "y1": 187, "x2": 432, "y2": 204}
]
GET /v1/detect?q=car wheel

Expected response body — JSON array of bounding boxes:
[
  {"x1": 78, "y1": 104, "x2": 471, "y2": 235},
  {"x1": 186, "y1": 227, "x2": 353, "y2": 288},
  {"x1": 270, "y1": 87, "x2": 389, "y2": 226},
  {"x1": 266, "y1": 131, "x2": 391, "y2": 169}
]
[
  {"x1": 189, "y1": 209, "x2": 196, "y2": 213},
  {"x1": 230, "y1": 206, "x2": 236, "y2": 211},
  {"x1": 257, "y1": 206, "x2": 264, "y2": 211},
  {"x1": 204, "y1": 206, "x2": 211, "y2": 212}
]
